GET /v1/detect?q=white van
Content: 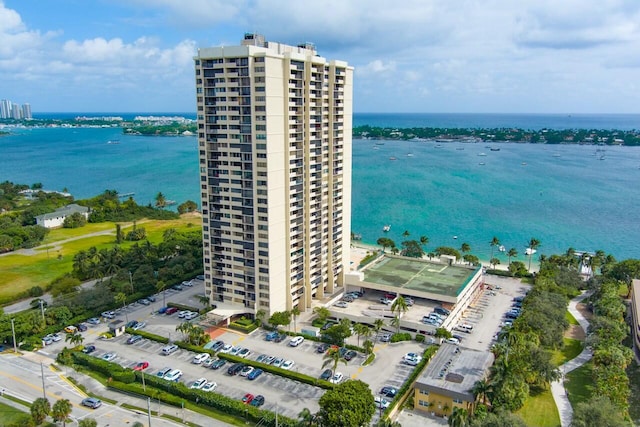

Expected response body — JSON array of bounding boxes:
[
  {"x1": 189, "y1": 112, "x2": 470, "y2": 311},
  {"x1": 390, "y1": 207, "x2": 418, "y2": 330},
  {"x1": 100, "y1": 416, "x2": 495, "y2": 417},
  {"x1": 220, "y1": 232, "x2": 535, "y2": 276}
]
[
  {"x1": 164, "y1": 369, "x2": 182, "y2": 381},
  {"x1": 161, "y1": 344, "x2": 179, "y2": 355},
  {"x1": 192, "y1": 353, "x2": 211, "y2": 364}
]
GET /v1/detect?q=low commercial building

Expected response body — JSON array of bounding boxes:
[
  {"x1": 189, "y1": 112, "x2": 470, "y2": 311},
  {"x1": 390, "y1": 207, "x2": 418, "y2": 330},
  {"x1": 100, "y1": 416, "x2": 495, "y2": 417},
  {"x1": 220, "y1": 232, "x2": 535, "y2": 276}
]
[
  {"x1": 413, "y1": 343, "x2": 494, "y2": 416},
  {"x1": 35, "y1": 204, "x2": 89, "y2": 228}
]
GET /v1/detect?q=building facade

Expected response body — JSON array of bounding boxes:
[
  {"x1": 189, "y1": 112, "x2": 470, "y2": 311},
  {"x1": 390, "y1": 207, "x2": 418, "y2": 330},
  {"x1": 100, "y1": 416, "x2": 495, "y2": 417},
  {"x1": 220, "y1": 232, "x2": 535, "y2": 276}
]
[
  {"x1": 35, "y1": 204, "x2": 90, "y2": 228},
  {"x1": 195, "y1": 34, "x2": 353, "y2": 317}
]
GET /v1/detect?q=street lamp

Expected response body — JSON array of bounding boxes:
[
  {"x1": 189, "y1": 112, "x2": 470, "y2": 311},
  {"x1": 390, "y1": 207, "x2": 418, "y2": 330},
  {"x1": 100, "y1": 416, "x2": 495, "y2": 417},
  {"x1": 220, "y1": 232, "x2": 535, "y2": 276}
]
[
  {"x1": 129, "y1": 271, "x2": 134, "y2": 293},
  {"x1": 10, "y1": 318, "x2": 17, "y2": 353},
  {"x1": 39, "y1": 299, "x2": 46, "y2": 323}
]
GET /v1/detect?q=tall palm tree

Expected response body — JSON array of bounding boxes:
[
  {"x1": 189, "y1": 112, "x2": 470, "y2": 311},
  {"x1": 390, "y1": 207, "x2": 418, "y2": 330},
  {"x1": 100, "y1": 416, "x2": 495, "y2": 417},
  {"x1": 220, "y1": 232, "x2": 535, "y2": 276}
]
[
  {"x1": 490, "y1": 236, "x2": 500, "y2": 261},
  {"x1": 391, "y1": 315, "x2": 401, "y2": 333},
  {"x1": 363, "y1": 339, "x2": 374, "y2": 355},
  {"x1": 448, "y1": 407, "x2": 469, "y2": 427},
  {"x1": 155, "y1": 192, "x2": 167, "y2": 208},
  {"x1": 114, "y1": 292, "x2": 128, "y2": 323},
  {"x1": 527, "y1": 238, "x2": 541, "y2": 271},
  {"x1": 155, "y1": 280, "x2": 167, "y2": 308},
  {"x1": 402, "y1": 230, "x2": 410, "y2": 238},
  {"x1": 373, "y1": 318, "x2": 385, "y2": 344},
  {"x1": 391, "y1": 296, "x2": 408, "y2": 319},
  {"x1": 507, "y1": 247, "x2": 518, "y2": 265},
  {"x1": 291, "y1": 306, "x2": 301, "y2": 332},
  {"x1": 419, "y1": 235, "x2": 429, "y2": 247},
  {"x1": 297, "y1": 407, "x2": 318, "y2": 426},
  {"x1": 322, "y1": 348, "x2": 347, "y2": 375},
  {"x1": 65, "y1": 332, "x2": 84, "y2": 347},
  {"x1": 471, "y1": 378, "x2": 492, "y2": 406},
  {"x1": 255, "y1": 309, "x2": 267, "y2": 325},
  {"x1": 460, "y1": 242, "x2": 471, "y2": 254},
  {"x1": 353, "y1": 323, "x2": 370, "y2": 346},
  {"x1": 30, "y1": 398, "x2": 51, "y2": 426},
  {"x1": 176, "y1": 321, "x2": 194, "y2": 343},
  {"x1": 51, "y1": 398, "x2": 72, "y2": 426}
]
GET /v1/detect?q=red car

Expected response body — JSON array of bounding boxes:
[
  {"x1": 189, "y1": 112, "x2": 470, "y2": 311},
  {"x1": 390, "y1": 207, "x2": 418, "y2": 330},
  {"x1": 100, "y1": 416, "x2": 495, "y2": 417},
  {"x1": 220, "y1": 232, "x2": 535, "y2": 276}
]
[
  {"x1": 165, "y1": 307, "x2": 179, "y2": 315},
  {"x1": 242, "y1": 393, "x2": 254, "y2": 404},
  {"x1": 133, "y1": 361, "x2": 149, "y2": 371}
]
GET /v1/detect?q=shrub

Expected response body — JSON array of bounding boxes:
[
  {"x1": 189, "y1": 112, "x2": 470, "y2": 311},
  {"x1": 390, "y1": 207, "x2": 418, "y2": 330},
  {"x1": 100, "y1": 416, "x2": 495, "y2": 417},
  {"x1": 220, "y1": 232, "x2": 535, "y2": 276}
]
[
  {"x1": 167, "y1": 302, "x2": 201, "y2": 313},
  {"x1": 390, "y1": 332, "x2": 412, "y2": 343},
  {"x1": 228, "y1": 321, "x2": 258, "y2": 333},
  {"x1": 28, "y1": 286, "x2": 44, "y2": 297},
  {"x1": 124, "y1": 328, "x2": 169, "y2": 344},
  {"x1": 415, "y1": 334, "x2": 426, "y2": 343}
]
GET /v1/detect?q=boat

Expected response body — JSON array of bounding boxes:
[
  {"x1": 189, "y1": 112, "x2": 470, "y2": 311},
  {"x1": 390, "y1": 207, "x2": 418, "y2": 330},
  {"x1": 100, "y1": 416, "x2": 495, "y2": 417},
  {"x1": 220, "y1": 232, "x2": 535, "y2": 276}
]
[
  {"x1": 389, "y1": 157, "x2": 397, "y2": 161},
  {"x1": 478, "y1": 152, "x2": 487, "y2": 156},
  {"x1": 383, "y1": 225, "x2": 391, "y2": 232},
  {"x1": 552, "y1": 153, "x2": 561, "y2": 158},
  {"x1": 373, "y1": 146, "x2": 379, "y2": 150},
  {"x1": 453, "y1": 235, "x2": 458, "y2": 240},
  {"x1": 490, "y1": 147, "x2": 500, "y2": 151},
  {"x1": 375, "y1": 142, "x2": 385, "y2": 145},
  {"x1": 525, "y1": 248, "x2": 537, "y2": 255},
  {"x1": 107, "y1": 140, "x2": 120, "y2": 144},
  {"x1": 478, "y1": 162, "x2": 485, "y2": 165},
  {"x1": 435, "y1": 144, "x2": 443, "y2": 149},
  {"x1": 407, "y1": 153, "x2": 414, "y2": 157},
  {"x1": 456, "y1": 147, "x2": 465, "y2": 150},
  {"x1": 499, "y1": 245, "x2": 506, "y2": 252},
  {"x1": 521, "y1": 162, "x2": 527, "y2": 166}
]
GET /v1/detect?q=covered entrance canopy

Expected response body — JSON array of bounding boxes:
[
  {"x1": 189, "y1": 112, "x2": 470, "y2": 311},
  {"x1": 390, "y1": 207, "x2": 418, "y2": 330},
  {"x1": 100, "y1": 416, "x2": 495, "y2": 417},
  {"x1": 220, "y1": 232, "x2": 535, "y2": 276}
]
[{"x1": 206, "y1": 302, "x2": 252, "y2": 325}]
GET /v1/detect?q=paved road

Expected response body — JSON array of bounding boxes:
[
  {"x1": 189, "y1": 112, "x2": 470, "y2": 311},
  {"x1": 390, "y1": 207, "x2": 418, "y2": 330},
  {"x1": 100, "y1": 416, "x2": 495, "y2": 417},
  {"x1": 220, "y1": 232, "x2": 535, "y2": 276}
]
[{"x1": 550, "y1": 291, "x2": 593, "y2": 427}]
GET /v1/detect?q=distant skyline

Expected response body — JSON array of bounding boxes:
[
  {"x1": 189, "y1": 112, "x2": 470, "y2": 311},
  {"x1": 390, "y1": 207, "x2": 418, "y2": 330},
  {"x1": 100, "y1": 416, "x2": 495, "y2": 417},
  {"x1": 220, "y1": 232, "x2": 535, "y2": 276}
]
[{"x1": 2, "y1": 0, "x2": 639, "y2": 114}]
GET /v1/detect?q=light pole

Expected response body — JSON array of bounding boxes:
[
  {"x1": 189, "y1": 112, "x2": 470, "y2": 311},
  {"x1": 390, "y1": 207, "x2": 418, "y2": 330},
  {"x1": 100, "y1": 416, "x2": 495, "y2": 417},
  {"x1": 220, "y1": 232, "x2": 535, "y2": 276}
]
[
  {"x1": 10, "y1": 318, "x2": 17, "y2": 354},
  {"x1": 39, "y1": 299, "x2": 46, "y2": 323},
  {"x1": 147, "y1": 397, "x2": 152, "y2": 427},
  {"x1": 129, "y1": 271, "x2": 134, "y2": 293},
  {"x1": 40, "y1": 362, "x2": 46, "y2": 400}
]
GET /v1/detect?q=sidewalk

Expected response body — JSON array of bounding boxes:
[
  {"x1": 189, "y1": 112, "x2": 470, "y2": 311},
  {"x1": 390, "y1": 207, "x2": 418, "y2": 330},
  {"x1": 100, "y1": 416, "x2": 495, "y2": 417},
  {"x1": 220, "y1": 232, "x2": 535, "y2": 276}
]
[{"x1": 550, "y1": 291, "x2": 593, "y2": 427}]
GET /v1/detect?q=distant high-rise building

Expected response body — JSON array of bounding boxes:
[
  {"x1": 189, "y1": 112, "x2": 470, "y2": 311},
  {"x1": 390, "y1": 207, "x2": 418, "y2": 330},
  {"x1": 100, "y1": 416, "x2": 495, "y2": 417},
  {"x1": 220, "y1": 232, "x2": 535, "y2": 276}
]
[
  {"x1": 22, "y1": 103, "x2": 32, "y2": 119},
  {"x1": 0, "y1": 99, "x2": 10, "y2": 119},
  {"x1": 195, "y1": 34, "x2": 353, "y2": 317},
  {"x1": 0, "y1": 99, "x2": 32, "y2": 119}
]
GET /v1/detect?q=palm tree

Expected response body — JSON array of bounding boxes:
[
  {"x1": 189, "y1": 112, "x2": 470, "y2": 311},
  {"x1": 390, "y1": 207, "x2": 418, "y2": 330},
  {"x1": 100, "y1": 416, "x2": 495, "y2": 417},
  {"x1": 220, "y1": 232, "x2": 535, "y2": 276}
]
[
  {"x1": 189, "y1": 325, "x2": 209, "y2": 346},
  {"x1": 353, "y1": 323, "x2": 371, "y2": 346},
  {"x1": 527, "y1": 237, "x2": 541, "y2": 271},
  {"x1": 322, "y1": 348, "x2": 347, "y2": 375},
  {"x1": 402, "y1": 230, "x2": 410, "y2": 238},
  {"x1": 297, "y1": 407, "x2": 318, "y2": 426},
  {"x1": 490, "y1": 236, "x2": 500, "y2": 261},
  {"x1": 156, "y1": 280, "x2": 167, "y2": 308},
  {"x1": 419, "y1": 235, "x2": 429, "y2": 247},
  {"x1": 448, "y1": 407, "x2": 469, "y2": 427},
  {"x1": 176, "y1": 321, "x2": 194, "y2": 342},
  {"x1": 114, "y1": 292, "x2": 128, "y2": 323},
  {"x1": 65, "y1": 332, "x2": 84, "y2": 347},
  {"x1": 51, "y1": 398, "x2": 72, "y2": 426},
  {"x1": 255, "y1": 309, "x2": 267, "y2": 326},
  {"x1": 197, "y1": 295, "x2": 211, "y2": 309},
  {"x1": 507, "y1": 247, "x2": 518, "y2": 264},
  {"x1": 435, "y1": 327, "x2": 452, "y2": 341},
  {"x1": 391, "y1": 315, "x2": 401, "y2": 333},
  {"x1": 155, "y1": 192, "x2": 167, "y2": 208},
  {"x1": 291, "y1": 306, "x2": 301, "y2": 332},
  {"x1": 30, "y1": 397, "x2": 51, "y2": 425},
  {"x1": 471, "y1": 378, "x2": 492, "y2": 406},
  {"x1": 489, "y1": 258, "x2": 500, "y2": 269},
  {"x1": 373, "y1": 318, "x2": 385, "y2": 344},
  {"x1": 363, "y1": 339, "x2": 374, "y2": 355},
  {"x1": 391, "y1": 295, "x2": 408, "y2": 319},
  {"x1": 460, "y1": 242, "x2": 471, "y2": 254},
  {"x1": 313, "y1": 306, "x2": 331, "y2": 324}
]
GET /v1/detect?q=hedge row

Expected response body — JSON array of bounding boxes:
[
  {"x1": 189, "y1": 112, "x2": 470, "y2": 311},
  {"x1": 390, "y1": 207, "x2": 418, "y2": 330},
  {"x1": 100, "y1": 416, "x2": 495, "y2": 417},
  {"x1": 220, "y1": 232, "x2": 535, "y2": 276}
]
[
  {"x1": 227, "y1": 321, "x2": 259, "y2": 333},
  {"x1": 124, "y1": 328, "x2": 169, "y2": 344},
  {"x1": 166, "y1": 301, "x2": 202, "y2": 313}
]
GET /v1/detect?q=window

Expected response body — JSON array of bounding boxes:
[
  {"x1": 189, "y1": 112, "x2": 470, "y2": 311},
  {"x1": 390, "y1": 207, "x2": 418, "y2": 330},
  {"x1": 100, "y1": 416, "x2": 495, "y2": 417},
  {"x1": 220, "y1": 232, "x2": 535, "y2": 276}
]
[
  {"x1": 255, "y1": 86, "x2": 265, "y2": 92},
  {"x1": 254, "y1": 66, "x2": 265, "y2": 73},
  {"x1": 453, "y1": 398, "x2": 463, "y2": 404},
  {"x1": 418, "y1": 400, "x2": 430, "y2": 408}
]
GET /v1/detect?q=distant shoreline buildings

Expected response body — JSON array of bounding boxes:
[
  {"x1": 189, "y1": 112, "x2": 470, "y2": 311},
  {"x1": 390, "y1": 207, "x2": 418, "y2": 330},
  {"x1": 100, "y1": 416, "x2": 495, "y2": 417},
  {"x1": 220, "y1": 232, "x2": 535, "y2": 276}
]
[{"x1": 0, "y1": 99, "x2": 32, "y2": 119}]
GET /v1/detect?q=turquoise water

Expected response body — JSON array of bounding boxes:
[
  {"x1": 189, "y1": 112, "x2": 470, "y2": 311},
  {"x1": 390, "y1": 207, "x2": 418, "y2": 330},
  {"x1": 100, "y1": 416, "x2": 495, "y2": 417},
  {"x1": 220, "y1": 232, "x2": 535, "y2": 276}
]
[{"x1": 2, "y1": 113, "x2": 640, "y2": 262}]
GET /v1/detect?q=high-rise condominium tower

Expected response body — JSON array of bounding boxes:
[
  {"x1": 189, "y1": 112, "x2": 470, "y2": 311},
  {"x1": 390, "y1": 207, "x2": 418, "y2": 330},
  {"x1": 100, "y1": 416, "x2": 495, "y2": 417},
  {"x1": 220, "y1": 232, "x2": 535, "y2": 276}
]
[{"x1": 195, "y1": 34, "x2": 353, "y2": 317}]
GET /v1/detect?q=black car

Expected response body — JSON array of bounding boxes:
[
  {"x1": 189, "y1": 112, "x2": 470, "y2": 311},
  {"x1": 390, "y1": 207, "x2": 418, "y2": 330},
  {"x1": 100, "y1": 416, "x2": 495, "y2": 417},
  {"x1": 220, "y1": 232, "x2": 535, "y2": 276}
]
[
  {"x1": 344, "y1": 350, "x2": 357, "y2": 361},
  {"x1": 320, "y1": 369, "x2": 333, "y2": 380},
  {"x1": 126, "y1": 320, "x2": 139, "y2": 329},
  {"x1": 210, "y1": 340, "x2": 225, "y2": 352},
  {"x1": 82, "y1": 345, "x2": 96, "y2": 354},
  {"x1": 250, "y1": 395, "x2": 265, "y2": 407},
  {"x1": 126, "y1": 335, "x2": 143, "y2": 345},
  {"x1": 434, "y1": 307, "x2": 450, "y2": 316},
  {"x1": 316, "y1": 343, "x2": 330, "y2": 353},
  {"x1": 273, "y1": 333, "x2": 287, "y2": 343},
  {"x1": 211, "y1": 359, "x2": 227, "y2": 370},
  {"x1": 227, "y1": 362, "x2": 245, "y2": 376},
  {"x1": 321, "y1": 322, "x2": 336, "y2": 331},
  {"x1": 76, "y1": 323, "x2": 88, "y2": 332},
  {"x1": 381, "y1": 386, "x2": 398, "y2": 398}
]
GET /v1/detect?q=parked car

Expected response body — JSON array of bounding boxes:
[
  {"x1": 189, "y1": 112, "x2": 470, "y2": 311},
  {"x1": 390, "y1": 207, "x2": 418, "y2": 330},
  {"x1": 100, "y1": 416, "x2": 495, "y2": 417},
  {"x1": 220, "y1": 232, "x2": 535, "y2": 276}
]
[
  {"x1": 434, "y1": 307, "x2": 450, "y2": 316},
  {"x1": 344, "y1": 350, "x2": 357, "y2": 361},
  {"x1": 126, "y1": 335, "x2": 143, "y2": 345},
  {"x1": 51, "y1": 333, "x2": 62, "y2": 342},
  {"x1": 282, "y1": 360, "x2": 295, "y2": 370},
  {"x1": 374, "y1": 396, "x2": 390, "y2": 409},
  {"x1": 157, "y1": 306, "x2": 169, "y2": 314},
  {"x1": 445, "y1": 337, "x2": 460, "y2": 345},
  {"x1": 184, "y1": 311, "x2": 199, "y2": 320},
  {"x1": 242, "y1": 393, "x2": 254, "y2": 404},
  {"x1": 42, "y1": 336, "x2": 53, "y2": 346},
  {"x1": 321, "y1": 322, "x2": 336, "y2": 331},
  {"x1": 210, "y1": 340, "x2": 225, "y2": 352},
  {"x1": 219, "y1": 344, "x2": 233, "y2": 353},
  {"x1": 247, "y1": 368, "x2": 263, "y2": 380},
  {"x1": 86, "y1": 317, "x2": 100, "y2": 325},
  {"x1": 289, "y1": 336, "x2": 305, "y2": 347},
  {"x1": 147, "y1": 295, "x2": 156, "y2": 302},
  {"x1": 196, "y1": 274, "x2": 205, "y2": 280},
  {"x1": 133, "y1": 361, "x2": 149, "y2": 371},
  {"x1": 320, "y1": 369, "x2": 332, "y2": 380},
  {"x1": 379, "y1": 333, "x2": 391, "y2": 343},
  {"x1": 126, "y1": 320, "x2": 139, "y2": 328},
  {"x1": 334, "y1": 301, "x2": 348, "y2": 308},
  {"x1": 250, "y1": 395, "x2": 265, "y2": 407},
  {"x1": 202, "y1": 381, "x2": 217, "y2": 392},
  {"x1": 381, "y1": 386, "x2": 398, "y2": 398},
  {"x1": 190, "y1": 378, "x2": 207, "y2": 389},
  {"x1": 317, "y1": 343, "x2": 330, "y2": 353},
  {"x1": 64, "y1": 325, "x2": 77, "y2": 334},
  {"x1": 203, "y1": 358, "x2": 216, "y2": 368},
  {"x1": 210, "y1": 359, "x2": 227, "y2": 370},
  {"x1": 178, "y1": 310, "x2": 190, "y2": 318},
  {"x1": 240, "y1": 366, "x2": 255, "y2": 377},
  {"x1": 238, "y1": 348, "x2": 252, "y2": 358},
  {"x1": 165, "y1": 307, "x2": 179, "y2": 315},
  {"x1": 227, "y1": 363, "x2": 245, "y2": 376},
  {"x1": 161, "y1": 344, "x2": 179, "y2": 355},
  {"x1": 101, "y1": 311, "x2": 116, "y2": 319},
  {"x1": 272, "y1": 357, "x2": 284, "y2": 368},
  {"x1": 192, "y1": 353, "x2": 211, "y2": 365},
  {"x1": 164, "y1": 369, "x2": 183, "y2": 381},
  {"x1": 102, "y1": 352, "x2": 117, "y2": 361},
  {"x1": 81, "y1": 397, "x2": 102, "y2": 409},
  {"x1": 329, "y1": 372, "x2": 344, "y2": 384},
  {"x1": 82, "y1": 345, "x2": 96, "y2": 354},
  {"x1": 265, "y1": 331, "x2": 279, "y2": 341},
  {"x1": 157, "y1": 367, "x2": 172, "y2": 378},
  {"x1": 132, "y1": 321, "x2": 146, "y2": 330},
  {"x1": 274, "y1": 333, "x2": 287, "y2": 343},
  {"x1": 137, "y1": 298, "x2": 151, "y2": 306},
  {"x1": 171, "y1": 284, "x2": 183, "y2": 291}
]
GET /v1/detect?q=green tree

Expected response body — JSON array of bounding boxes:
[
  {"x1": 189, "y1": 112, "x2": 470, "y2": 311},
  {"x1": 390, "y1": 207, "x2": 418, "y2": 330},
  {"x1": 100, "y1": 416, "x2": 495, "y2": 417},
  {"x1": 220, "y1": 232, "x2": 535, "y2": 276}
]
[
  {"x1": 115, "y1": 223, "x2": 124, "y2": 244},
  {"x1": 255, "y1": 309, "x2": 267, "y2": 325},
  {"x1": 435, "y1": 327, "x2": 452, "y2": 340},
  {"x1": 463, "y1": 254, "x2": 479, "y2": 266},
  {"x1": 30, "y1": 397, "x2": 50, "y2": 425},
  {"x1": 527, "y1": 238, "x2": 541, "y2": 271},
  {"x1": 317, "y1": 380, "x2": 376, "y2": 427},
  {"x1": 313, "y1": 306, "x2": 331, "y2": 325},
  {"x1": 570, "y1": 395, "x2": 627, "y2": 427},
  {"x1": 65, "y1": 331, "x2": 84, "y2": 347},
  {"x1": 363, "y1": 339, "x2": 374, "y2": 355},
  {"x1": 490, "y1": 258, "x2": 500, "y2": 269},
  {"x1": 391, "y1": 315, "x2": 401, "y2": 333},
  {"x1": 63, "y1": 212, "x2": 87, "y2": 228},
  {"x1": 78, "y1": 419, "x2": 98, "y2": 427},
  {"x1": 472, "y1": 378, "x2": 492, "y2": 407},
  {"x1": 176, "y1": 321, "x2": 194, "y2": 342},
  {"x1": 401, "y1": 240, "x2": 425, "y2": 258},
  {"x1": 322, "y1": 347, "x2": 347, "y2": 376},
  {"x1": 197, "y1": 294, "x2": 210, "y2": 309},
  {"x1": 269, "y1": 310, "x2": 292, "y2": 330},
  {"x1": 51, "y1": 398, "x2": 72, "y2": 426},
  {"x1": 391, "y1": 295, "x2": 409, "y2": 319},
  {"x1": 177, "y1": 200, "x2": 198, "y2": 214},
  {"x1": 297, "y1": 407, "x2": 318, "y2": 426},
  {"x1": 155, "y1": 192, "x2": 166, "y2": 208},
  {"x1": 507, "y1": 248, "x2": 518, "y2": 265},
  {"x1": 114, "y1": 292, "x2": 128, "y2": 323},
  {"x1": 376, "y1": 237, "x2": 395, "y2": 252},
  {"x1": 353, "y1": 323, "x2": 371, "y2": 347},
  {"x1": 490, "y1": 236, "x2": 500, "y2": 261},
  {"x1": 448, "y1": 407, "x2": 469, "y2": 427},
  {"x1": 373, "y1": 318, "x2": 385, "y2": 344},
  {"x1": 460, "y1": 242, "x2": 471, "y2": 254},
  {"x1": 419, "y1": 235, "x2": 429, "y2": 246}
]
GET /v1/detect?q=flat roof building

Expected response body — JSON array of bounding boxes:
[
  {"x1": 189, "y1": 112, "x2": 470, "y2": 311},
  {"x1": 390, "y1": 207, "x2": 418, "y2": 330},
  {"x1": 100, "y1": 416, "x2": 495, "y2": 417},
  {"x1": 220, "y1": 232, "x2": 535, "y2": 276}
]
[
  {"x1": 414, "y1": 343, "x2": 494, "y2": 416},
  {"x1": 195, "y1": 34, "x2": 353, "y2": 319}
]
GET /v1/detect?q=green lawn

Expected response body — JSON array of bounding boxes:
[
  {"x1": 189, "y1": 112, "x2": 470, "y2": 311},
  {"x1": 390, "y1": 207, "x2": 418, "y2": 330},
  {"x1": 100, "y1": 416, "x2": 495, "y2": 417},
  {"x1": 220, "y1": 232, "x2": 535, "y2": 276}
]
[
  {"x1": 517, "y1": 387, "x2": 560, "y2": 427},
  {"x1": 550, "y1": 338, "x2": 584, "y2": 366},
  {"x1": 565, "y1": 310, "x2": 579, "y2": 325},
  {"x1": 0, "y1": 401, "x2": 30, "y2": 425},
  {"x1": 0, "y1": 217, "x2": 201, "y2": 304},
  {"x1": 565, "y1": 362, "x2": 593, "y2": 407}
]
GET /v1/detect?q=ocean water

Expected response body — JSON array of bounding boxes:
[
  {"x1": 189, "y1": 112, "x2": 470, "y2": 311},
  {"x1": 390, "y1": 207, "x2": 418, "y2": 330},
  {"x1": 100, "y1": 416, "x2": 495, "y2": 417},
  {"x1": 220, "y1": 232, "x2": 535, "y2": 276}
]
[{"x1": 1, "y1": 113, "x2": 639, "y2": 262}]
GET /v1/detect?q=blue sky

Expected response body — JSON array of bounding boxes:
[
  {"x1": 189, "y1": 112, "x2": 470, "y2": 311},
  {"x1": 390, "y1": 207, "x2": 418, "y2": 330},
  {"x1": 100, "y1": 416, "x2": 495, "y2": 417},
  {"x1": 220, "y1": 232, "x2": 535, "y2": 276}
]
[{"x1": 1, "y1": 0, "x2": 639, "y2": 114}]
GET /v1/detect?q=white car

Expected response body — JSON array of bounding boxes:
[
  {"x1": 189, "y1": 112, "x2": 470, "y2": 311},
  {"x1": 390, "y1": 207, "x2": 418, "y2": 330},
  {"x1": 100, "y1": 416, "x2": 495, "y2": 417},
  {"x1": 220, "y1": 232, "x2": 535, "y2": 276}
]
[
  {"x1": 445, "y1": 337, "x2": 460, "y2": 345},
  {"x1": 374, "y1": 396, "x2": 390, "y2": 409},
  {"x1": 329, "y1": 372, "x2": 344, "y2": 384},
  {"x1": 184, "y1": 311, "x2": 198, "y2": 320},
  {"x1": 240, "y1": 366, "x2": 255, "y2": 377},
  {"x1": 334, "y1": 301, "x2": 348, "y2": 308},
  {"x1": 289, "y1": 336, "x2": 305, "y2": 347},
  {"x1": 102, "y1": 352, "x2": 117, "y2": 362},
  {"x1": 219, "y1": 344, "x2": 233, "y2": 353},
  {"x1": 190, "y1": 378, "x2": 207, "y2": 389},
  {"x1": 229, "y1": 346, "x2": 242, "y2": 356},
  {"x1": 164, "y1": 369, "x2": 183, "y2": 382},
  {"x1": 192, "y1": 353, "x2": 211, "y2": 365},
  {"x1": 282, "y1": 360, "x2": 295, "y2": 370},
  {"x1": 202, "y1": 381, "x2": 217, "y2": 392},
  {"x1": 177, "y1": 310, "x2": 190, "y2": 318}
]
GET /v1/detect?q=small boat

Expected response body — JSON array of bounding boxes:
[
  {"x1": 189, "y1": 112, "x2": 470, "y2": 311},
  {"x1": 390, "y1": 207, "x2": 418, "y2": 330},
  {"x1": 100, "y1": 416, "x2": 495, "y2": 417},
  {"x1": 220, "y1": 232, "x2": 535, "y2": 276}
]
[
  {"x1": 525, "y1": 248, "x2": 537, "y2": 255},
  {"x1": 521, "y1": 162, "x2": 527, "y2": 166},
  {"x1": 478, "y1": 153, "x2": 487, "y2": 157},
  {"x1": 383, "y1": 225, "x2": 391, "y2": 232},
  {"x1": 456, "y1": 147, "x2": 465, "y2": 150},
  {"x1": 490, "y1": 147, "x2": 500, "y2": 151},
  {"x1": 407, "y1": 153, "x2": 414, "y2": 157},
  {"x1": 375, "y1": 142, "x2": 385, "y2": 145},
  {"x1": 499, "y1": 245, "x2": 506, "y2": 252},
  {"x1": 373, "y1": 146, "x2": 379, "y2": 150},
  {"x1": 435, "y1": 144, "x2": 443, "y2": 149},
  {"x1": 453, "y1": 235, "x2": 458, "y2": 239},
  {"x1": 479, "y1": 162, "x2": 485, "y2": 165},
  {"x1": 389, "y1": 157, "x2": 397, "y2": 161},
  {"x1": 107, "y1": 140, "x2": 120, "y2": 144},
  {"x1": 552, "y1": 153, "x2": 561, "y2": 157}
]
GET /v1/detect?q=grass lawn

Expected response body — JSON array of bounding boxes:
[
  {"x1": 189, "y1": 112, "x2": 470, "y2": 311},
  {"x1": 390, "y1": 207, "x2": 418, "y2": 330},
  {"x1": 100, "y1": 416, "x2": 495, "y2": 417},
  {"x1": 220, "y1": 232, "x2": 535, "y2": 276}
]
[
  {"x1": 565, "y1": 362, "x2": 593, "y2": 407},
  {"x1": 626, "y1": 359, "x2": 640, "y2": 425},
  {"x1": 565, "y1": 310, "x2": 579, "y2": 325},
  {"x1": 517, "y1": 387, "x2": 560, "y2": 427},
  {"x1": 0, "y1": 401, "x2": 29, "y2": 425},
  {"x1": 550, "y1": 338, "x2": 584, "y2": 366},
  {"x1": 0, "y1": 216, "x2": 201, "y2": 304}
]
